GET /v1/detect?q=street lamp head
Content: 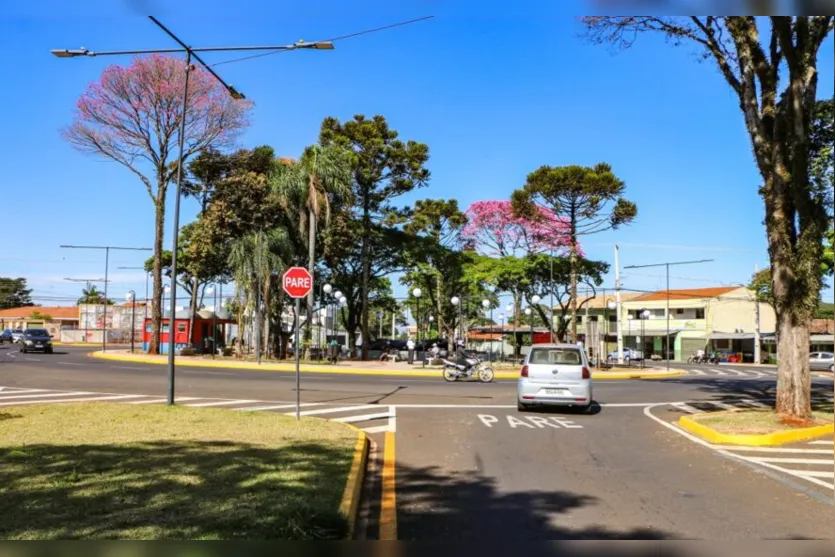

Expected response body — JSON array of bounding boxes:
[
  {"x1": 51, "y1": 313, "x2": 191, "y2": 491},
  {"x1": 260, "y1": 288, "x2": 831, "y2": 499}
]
[
  {"x1": 413, "y1": 288, "x2": 422, "y2": 298},
  {"x1": 334, "y1": 290, "x2": 343, "y2": 300},
  {"x1": 499, "y1": 314, "x2": 505, "y2": 320},
  {"x1": 339, "y1": 296, "x2": 347, "y2": 305},
  {"x1": 295, "y1": 40, "x2": 335, "y2": 50},
  {"x1": 607, "y1": 301, "x2": 617, "y2": 310},
  {"x1": 505, "y1": 304, "x2": 513, "y2": 313},
  {"x1": 206, "y1": 286, "x2": 214, "y2": 295},
  {"x1": 51, "y1": 48, "x2": 91, "y2": 58},
  {"x1": 642, "y1": 310, "x2": 651, "y2": 319},
  {"x1": 323, "y1": 284, "x2": 333, "y2": 294},
  {"x1": 428, "y1": 315, "x2": 434, "y2": 322},
  {"x1": 227, "y1": 85, "x2": 246, "y2": 100},
  {"x1": 481, "y1": 299, "x2": 490, "y2": 309},
  {"x1": 450, "y1": 296, "x2": 460, "y2": 306},
  {"x1": 125, "y1": 291, "x2": 135, "y2": 302},
  {"x1": 531, "y1": 295, "x2": 541, "y2": 304},
  {"x1": 524, "y1": 308, "x2": 532, "y2": 316},
  {"x1": 164, "y1": 285, "x2": 171, "y2": 293}
]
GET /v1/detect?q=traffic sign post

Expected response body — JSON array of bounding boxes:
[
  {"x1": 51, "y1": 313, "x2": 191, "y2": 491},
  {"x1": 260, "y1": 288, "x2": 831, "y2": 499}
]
[{"x1": 283, "y1": 267, "x2": 313, "y2": 422}]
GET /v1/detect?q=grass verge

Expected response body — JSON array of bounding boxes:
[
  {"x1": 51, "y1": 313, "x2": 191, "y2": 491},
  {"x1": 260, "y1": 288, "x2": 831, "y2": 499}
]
[
  {"x1": 0, "y1": 403, "x2": 356, "y2": 540},
  {"x1": 696, "y1": 409, "x2": 834, "y2": 436}
]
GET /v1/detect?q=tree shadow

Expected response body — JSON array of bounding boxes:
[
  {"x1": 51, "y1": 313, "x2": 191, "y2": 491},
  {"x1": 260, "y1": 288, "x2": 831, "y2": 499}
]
[
  {"x1": 0, "y1": 440, "x2": 353, "y2": 540},
  {"x1": 395, "y1": 462, "x2": 678, "y2": 542},
  {"x1": 680, "y1": 378, "x2": 834, "y2": 413}
]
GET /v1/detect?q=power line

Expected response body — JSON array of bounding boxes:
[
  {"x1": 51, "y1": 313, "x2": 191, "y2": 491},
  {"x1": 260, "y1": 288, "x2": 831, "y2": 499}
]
[{"x1": 210, "y1": 15, "x2": 435, "y2": 67}]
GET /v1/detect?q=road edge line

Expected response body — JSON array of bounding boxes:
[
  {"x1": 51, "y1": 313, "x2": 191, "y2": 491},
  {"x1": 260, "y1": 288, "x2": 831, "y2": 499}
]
[
  {"x1": 678, "y1": 411, "x2": 835, "y2": 447},
  {"x1": 339, "y1": 427, "x2": 369, "y2": 540},
  {"x1": 379, "y1": 431, "x2": 397, "y2": 540}
]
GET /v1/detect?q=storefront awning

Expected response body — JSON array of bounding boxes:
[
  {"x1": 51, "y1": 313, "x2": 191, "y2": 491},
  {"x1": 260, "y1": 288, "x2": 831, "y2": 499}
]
[
  {"x1": 811, "y1": 334, "x2": 835, "y2": 343},
  {"x1": 705, "y1": 332, "x2": 755, "y2": 340}
]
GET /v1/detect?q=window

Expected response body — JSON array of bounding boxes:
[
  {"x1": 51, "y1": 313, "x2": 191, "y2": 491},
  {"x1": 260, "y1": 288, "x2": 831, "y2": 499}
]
[
  {"x1": 676, "y1": 308, "x2": 684, "y2": 315},
  {"x1": 177, "y1": 323, "x2": 186, "y2": 333},
  {"x1": 695, "y1": 309, "x2": 705, "y2": 319},
  {"x1": 530, "y1": 348, "x2": 582, "y2": 365},
  {"x1": 715, "y1": 339, "x2": 731, "y2": 350},
  {"x1": 162, "y1": 324, "x2": 170, "y2": 333}
]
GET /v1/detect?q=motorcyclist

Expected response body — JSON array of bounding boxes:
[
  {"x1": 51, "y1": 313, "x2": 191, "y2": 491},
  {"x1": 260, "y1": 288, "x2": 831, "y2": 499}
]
[{"x1": 455, "y1": 344, "x2": 473, "y2": 369}]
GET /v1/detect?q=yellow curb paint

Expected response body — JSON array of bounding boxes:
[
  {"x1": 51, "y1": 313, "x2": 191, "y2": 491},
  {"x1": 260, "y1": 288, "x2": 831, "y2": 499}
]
[
  {"x1": 89, "y1": 351, "x2": 682, "y2": 380},
  {"x1": 379, "y1": 431, "x2": 397, "y2": 540},
  {"x1": 678, "y1": 411, "x2": 835, "y2": 447},
  {"x1": 339, "y1": 429, "x2": 369, "y2": 540}
]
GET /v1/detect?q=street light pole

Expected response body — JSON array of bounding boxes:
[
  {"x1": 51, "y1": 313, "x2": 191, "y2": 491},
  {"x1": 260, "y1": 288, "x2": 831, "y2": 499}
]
[
  {"x1": 624, "y1": 259, "x2": 713, "y2": 369},
  {"x1": 126, "y1": 290, "x2": 136, "y2": 353},
  {"x1": 60, "y1": 245, "x2": 152, "y2": 351}
]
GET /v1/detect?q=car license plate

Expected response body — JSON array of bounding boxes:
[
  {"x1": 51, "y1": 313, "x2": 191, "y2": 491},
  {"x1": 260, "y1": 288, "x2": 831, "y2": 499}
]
[{"x1": 543, "y1": 388, "x2": 568, "y2": 395}]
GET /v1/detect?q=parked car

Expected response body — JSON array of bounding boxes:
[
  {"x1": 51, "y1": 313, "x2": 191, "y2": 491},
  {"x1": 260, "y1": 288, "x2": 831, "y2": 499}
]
[
  {"x1": 517, "y1": 343, "x2": 593, "y2": 412},
  {"x1": 18, "y1": 328, "x2": 54, "y2": 354},
  {"x1": 809, "y1": 351, "x2": 834, "y2": 372},
  {"x1": 607, "y1": 348, "x2": 644, "y2": 362},
  {"x1": 9, "y1": 329, "x2": 24, "y2": 343},
  {"x1": 0, "y1": 329, "x2": 14, "y2": 343}
]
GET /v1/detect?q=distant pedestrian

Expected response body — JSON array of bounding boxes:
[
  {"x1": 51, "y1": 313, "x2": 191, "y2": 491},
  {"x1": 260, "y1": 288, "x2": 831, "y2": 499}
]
[
  {"x1": 328, "y1": 339, "x2": 339, "y2": 364},
  {"x1": 406, "y1": 338, "x2": 416, "y2": 364}
]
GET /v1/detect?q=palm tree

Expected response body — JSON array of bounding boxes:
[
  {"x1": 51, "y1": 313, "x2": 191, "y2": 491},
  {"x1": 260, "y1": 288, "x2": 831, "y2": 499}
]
[
  {"x1": 272, "y1": 145, "x2": 352, "y2": 356},
  {"x1": 77, "y1": 285, "x2": 112, "y2": 306}
]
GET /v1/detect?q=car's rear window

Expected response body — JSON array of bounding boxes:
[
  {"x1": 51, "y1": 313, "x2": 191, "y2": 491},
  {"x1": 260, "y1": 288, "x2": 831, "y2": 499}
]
[
  {"x1": 25, "y1": 329, "x2": 49, "y2": 336},
  {"x1": 530, "y1": 348, "x2": 582, "y2": 365}
]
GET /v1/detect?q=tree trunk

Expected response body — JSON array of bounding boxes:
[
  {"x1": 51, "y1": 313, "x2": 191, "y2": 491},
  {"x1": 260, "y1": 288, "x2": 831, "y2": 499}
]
[
  {"x1": 569, "y1": 232, "x2": 579, "y2": 345},
  {"x1": 262, "y1": 274, "x2": 271, "y2": 359},
  {"x1": 188, "y1": 278, "x2": 199, "y2": 348},
  {"x1": 306, "y1": 206, "x2": 316, "y2": 360},
  {"x1": 149, "y1": 196, "x2": 166, "y2": 354},
  {"x1": 774, "y1": 310, "x2": 812, "y2": 420},
  {"x1": 360, "y1": 204, "x2": 371, "y2": 360}
]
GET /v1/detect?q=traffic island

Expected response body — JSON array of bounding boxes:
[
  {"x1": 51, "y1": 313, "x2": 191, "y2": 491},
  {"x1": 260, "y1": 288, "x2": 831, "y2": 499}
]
[
  {"x1": 678, "y1": 409, "x2": 834, "y2": 447},
  {"x1": 0, "y1": 403, "x2": 365, "y2": 540}
]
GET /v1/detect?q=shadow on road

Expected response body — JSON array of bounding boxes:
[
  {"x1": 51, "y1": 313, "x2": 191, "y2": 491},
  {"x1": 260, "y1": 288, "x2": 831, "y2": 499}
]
[{"x1": 395, "y1": 462, "x2": 677, "y2": 541}]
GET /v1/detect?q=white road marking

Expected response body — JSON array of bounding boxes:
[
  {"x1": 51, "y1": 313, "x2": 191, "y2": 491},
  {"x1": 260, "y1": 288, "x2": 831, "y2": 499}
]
[
  {"x1": 297, "y1": 404, "x2": 381, "y2": 416},
  {"x1": 185, "y1": 399, "x2": 259, "y2": 407},
  {"x1": 709, "y1": 401, "x2": 738, "y2": 411},
  {"x1": 240, "y1": 403, "x2": 323, "y2": 412},
  {"x1": 794, "y1": 471, "x2": 834, "y2": 479},
  {"x1": 363, "y1": 425, "x2": 392, "y2": 433},
  {"x1": 671, "y1": 402, "x2": 701, "y2": 414},
  {"x1": 710, "y1": 446, "x2": 833, "y2": 454},
  {"x1": 748, "y1": 457, "x2": 833, "y2": 465},
  {"x1": 128, "y1": 397, "x2": 200, "y2": 404},
  {"x1": 0, "y1": 391, "x2": 92, "y2": 401},
  {"x1": 389, "y1": 404, "x2": 397, "y2": 432},
  {"x1": 688, "y1": 368, "x2": 706, "y2": 375},
  {"x1": 58, "y1": 362, "x2": 84, "y2": 366},
  {"x1": 112, "y1": 366, "x2": 147, "y2": 370},
  {"x1": 809, "y1": 440, "x2": 834, "y2": 445},
  {"x1": 24, "y1": 358, "x2": 42, "y2": 362},
  {"x1": 0, "y1": 394, "x2": 145, "y2": 406},
  {"x1": 739, "y1": 399, "x2": 769, "y2": 408},
  {"x1": 332, "y1": 412, "x2": 392, "y2": 423}
]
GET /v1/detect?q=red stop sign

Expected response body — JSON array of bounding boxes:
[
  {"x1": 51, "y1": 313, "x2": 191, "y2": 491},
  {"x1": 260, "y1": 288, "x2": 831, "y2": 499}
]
[{"x1": 282, "y1": 267, "x2": 313, "y2": 298}]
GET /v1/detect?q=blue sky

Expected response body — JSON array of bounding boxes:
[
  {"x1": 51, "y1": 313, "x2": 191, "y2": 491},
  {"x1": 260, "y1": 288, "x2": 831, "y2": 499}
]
[{"x1": 2, "y1": 2, "x2": 833, "y2": 308}]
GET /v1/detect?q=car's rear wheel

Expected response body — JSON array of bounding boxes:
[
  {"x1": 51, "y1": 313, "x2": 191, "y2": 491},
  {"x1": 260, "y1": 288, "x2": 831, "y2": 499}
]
[
  {"x1": 19, "y1": 346, "x2": 26, "y2": 354},
  {"x1": 830, "y1": 364, "x2": 834, "y2": 373},
  {"x1": 517, "y1": 400, "x2": 528, "y2": 412}
]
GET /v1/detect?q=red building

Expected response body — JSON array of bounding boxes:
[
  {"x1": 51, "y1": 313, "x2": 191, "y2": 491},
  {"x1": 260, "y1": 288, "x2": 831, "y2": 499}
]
[{"x1": 142, "y1": 310, "x2": 232, "y2": 354}]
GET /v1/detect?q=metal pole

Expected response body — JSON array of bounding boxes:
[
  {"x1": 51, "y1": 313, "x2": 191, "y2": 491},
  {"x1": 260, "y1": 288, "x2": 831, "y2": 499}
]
[
  {"x1": 166, "y1": 49, "x2": 192, "y2": 406},
  {"x1": 212, "y1": 285, "x2": 217, "y2": 359},
  {"x1": 550, "y1": 254, "x2": 555, "y2": 343},
  {"x1": 145, "y1": 272, "x2": 149, "y2": 322},
  {"x1": 295, "y1": 297, "x2": 301, "y2": 421},
  {"x1": 666, "y1": 263, "x2": 671, "y2": 370},
  {"x1": 255, "y1": 272, "x2": 262, "y2": 365},
  {"x1": 102, "y1": 247, "x2": 109, "y2": 352},
  {"x1": 490, "y1": 307, "x2": 494, "y2": 362},
  {"x1": 131, "y1": 301, "x2": 136, "y2": 353},
  {"x1": 614, "y1": 245, "x2": 624, "y2": 364}
]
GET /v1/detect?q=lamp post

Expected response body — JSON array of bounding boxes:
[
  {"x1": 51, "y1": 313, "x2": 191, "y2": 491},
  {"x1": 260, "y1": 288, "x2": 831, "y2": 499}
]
[
  {"x1": 531, "y1": 295, "x2": 541, "y2": 345},
  {"x1": 323, "y1": 284, "x2": 333, "y2": 360},
  {"x1": 125, "y1": 290, "x2": 136, "y2": 353},
  {"x1": 606, "y1": 300, "x2": 617, "y2": 364},
  {"x1": 525, "y1": 307, "x2": 533, "y2": 348},
  {"x1": 117, "y1": 267, "x2": 151, "y2": 323},
  {"x1": 482, "y1": 299, "x2": 492, "y2": 362},
  {"x1": 499, "y1": 313, "x2": 505, "y2": 360},
  {"x1": 413, "y1": 288, "x2": 423, "y2": 366},
  {"x1": 206, "y1": 286, "x2": 217, "y2": 359},
  {"x1": 451, "y1": 296, "x2": 461, "y2": 346},
  {"x1": 505, "y1": 303, "x2": 514, "y2": 358},
  {"x1": 640, "y1": 309, "x2": 651, "y2": 369},
  {"x1": 339, "y1": 295, "x2": 347, "y2": 357}
]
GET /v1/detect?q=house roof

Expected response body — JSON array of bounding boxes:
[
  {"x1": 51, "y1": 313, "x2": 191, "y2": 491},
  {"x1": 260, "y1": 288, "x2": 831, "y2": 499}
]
[
  {"x1": 811, "y1": 319, "x2": 835, "y2": 334},
  {"x1": 0, "y1": 306, "x2": 79, "y2": 320},
  {"x1": 632, "y1": 287, "x2": 740, "y2": 302}
]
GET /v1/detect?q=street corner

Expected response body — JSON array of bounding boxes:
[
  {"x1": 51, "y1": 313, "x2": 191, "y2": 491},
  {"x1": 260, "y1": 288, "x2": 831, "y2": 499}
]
[{"x1": 678, "y1": 410, "x2": 835, "y2": 447}]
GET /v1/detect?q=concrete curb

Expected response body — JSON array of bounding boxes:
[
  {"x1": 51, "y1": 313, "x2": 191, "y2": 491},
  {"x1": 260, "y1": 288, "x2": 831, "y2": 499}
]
[
  {"x1": 88, "y1": 351, "x2": 683, "y2": 380},
  {"x1": 379, "y1": 431, "x2": 397, "y2": 540},
  {"x1": 338, "y1": 427, "x2": 369, "y2": 540},
  {"x1": 678, "y1": 410, "x2": 835, "y2": 446}
]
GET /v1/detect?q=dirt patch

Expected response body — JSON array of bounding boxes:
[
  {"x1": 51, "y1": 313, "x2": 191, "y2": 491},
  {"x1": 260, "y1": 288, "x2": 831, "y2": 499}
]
[{"x1": 696, "y1": 410, "x2": 833, "y2": 436}]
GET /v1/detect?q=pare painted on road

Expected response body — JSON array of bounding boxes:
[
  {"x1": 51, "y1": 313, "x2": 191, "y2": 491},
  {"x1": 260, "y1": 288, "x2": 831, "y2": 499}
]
[{"x1": 477, "y1": 414, "x2": 583, "y2": 429}]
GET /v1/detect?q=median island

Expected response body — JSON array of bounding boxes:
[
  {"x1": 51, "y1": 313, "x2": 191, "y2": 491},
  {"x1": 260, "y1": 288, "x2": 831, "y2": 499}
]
[{"x1": 0, "y1": 404, "x2": 357, "y2": 540}]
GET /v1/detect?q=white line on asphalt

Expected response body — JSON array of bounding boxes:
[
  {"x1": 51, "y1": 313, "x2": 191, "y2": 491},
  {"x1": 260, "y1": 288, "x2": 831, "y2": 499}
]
[
  {"x1": 24, "y1": 358, "x2": 42, "y2": 362},
  {"x1": 794, "y1": 471, "x2": 834, "y2": 479},
  {"x1": 294, "y1": 404, "x2": 380, "y2": 416},
  {"x1": 714, "y1": 367, "x2": 746, "y2": 377},
  {"x1": 332, "y1": 412, "x2": 392, "y2": 423},
  {"x1": 0, "y1": 394, "x2": 145, "y2": 406},
  {"x1": 748, "y1": 457, "x2": 833, "y2": 465},
  {"x1": 709, "y1": 401, "x2": 738, "y2": 410},
  {"x1": 240, "y1": 403, "x2": 323, "y2": 412},
  {"x1": 739, "y1": 399, "x2": 769, "y2": 408},
  {"x1": 671, "y1": 402, "x2": 701, "y2": 414},
  {"x1": 58, "y1": 362, "x2": 84, "y2": 366},
  {"x1": 0, "y1": 389, "x2": 48, "y2": 394},
  {"x1": 810, "y1": 440, "x2": 834, "y2": 445},
  {"x1": 185, "y1": 399, "x2": 259, "y2": 407},
  {"x1": 389, "y1": 402, "x2": 661, "y2": 409},
  {"x1": 0, "y1": 391, "x2": 92, "y2": 401},
  {"x1": 389, "y1": 404, "x2": 397, "y2": 432},
  {"x1": 181, "y1": 370, "x2": 237, "y2": 376},
  {"x1": 128, "y1": 397, "x2": 200, "y2": 404},
  {"x1": 7, "y1": 353, "x2": 16, "y2": 358},
  {"x1": 688, "y1": 368, "x2": 706, "y2": 375},
  {"x1": 712, "y1": 446, "x2": 834, "y2": 454}
]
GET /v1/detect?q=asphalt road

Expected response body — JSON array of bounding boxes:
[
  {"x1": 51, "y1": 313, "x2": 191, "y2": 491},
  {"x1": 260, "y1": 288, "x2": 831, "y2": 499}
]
[{"x1": 1, "y1": 345, "x2": 833, "y2": 540}]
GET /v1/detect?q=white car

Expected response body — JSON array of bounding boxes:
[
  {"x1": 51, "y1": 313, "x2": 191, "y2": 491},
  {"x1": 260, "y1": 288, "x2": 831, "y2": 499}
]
[
  {"x1": 517, "y1": 343, "x2": 593, "y2": 413},
  {"x1": 809, "y1": 352, "x2": 834, "y2": 372}
]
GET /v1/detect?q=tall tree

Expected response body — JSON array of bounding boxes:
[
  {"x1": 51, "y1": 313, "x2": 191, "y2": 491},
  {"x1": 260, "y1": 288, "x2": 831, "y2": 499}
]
[
  {"x1": 63, "y1": 55, "x2": 252, "y2": 354},
  {"x1": 319, "y1": 115, "x2": 430, "y2": 359},
  {"x1": 77, "y1": 284, "x2": 114, "y2": 306},
  {"x1": 273, "y1": 144, "x2": 353, "y2": 357},
  {"x1": 581, "y1": 16, "x2": 833, "y2": 420},
  {"x1": 0, "y1": 278, "x2": 34, "y2": 309},
  {"x1": 512, "y1": 163, "x2": 636, "y2": 343}
]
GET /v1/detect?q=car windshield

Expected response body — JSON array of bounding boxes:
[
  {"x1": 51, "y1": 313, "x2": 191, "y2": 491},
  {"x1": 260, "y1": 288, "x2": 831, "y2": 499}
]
[
  {"x1": 530, "y1": 348, "x2": 582, "y2": 365},
  {"x1": 25, "y1": 329, "x2": 49, "y2": 336}
]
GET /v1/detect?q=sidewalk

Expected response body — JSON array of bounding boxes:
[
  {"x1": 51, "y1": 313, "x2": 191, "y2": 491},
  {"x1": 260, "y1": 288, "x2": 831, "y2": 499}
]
[{"x1": 90, "y1": 350, "x2": 684, "y2": 380}]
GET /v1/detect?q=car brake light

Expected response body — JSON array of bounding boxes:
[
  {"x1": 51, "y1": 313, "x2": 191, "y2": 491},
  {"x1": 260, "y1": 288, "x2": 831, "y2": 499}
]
[
  {"x1": 582, "y1": 367, "x2": 590, "y2": 379},
  {"x1": 521, "y1": 365, "x2": 529, "y2": 377}
]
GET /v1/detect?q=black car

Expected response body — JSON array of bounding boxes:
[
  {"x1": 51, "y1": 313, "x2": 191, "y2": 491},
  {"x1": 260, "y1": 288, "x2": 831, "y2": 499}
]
[{"x1": 18, "y1": 328, "x2": 54, "y2": 354}]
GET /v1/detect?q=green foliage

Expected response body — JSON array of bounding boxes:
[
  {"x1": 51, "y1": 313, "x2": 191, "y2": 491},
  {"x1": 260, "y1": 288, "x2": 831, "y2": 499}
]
[
  {"x1": 77, "y1": 284, "x2": 113, "y2": 306},
  {"x1": 824, "y1": 228, "x2": 834, "y2": 278},
  {"x1": 0, "y1": 278, "x2": 33, "y2": 310},
  {"x1": 749, "y1": 268, "x2": 774, "y2": 307},
  {"x1": 28, "y1": 311, "x2": 52, "y2": 322},
  {"x1": 816, "y1": 302, "x2": 834, "y2": 320}
]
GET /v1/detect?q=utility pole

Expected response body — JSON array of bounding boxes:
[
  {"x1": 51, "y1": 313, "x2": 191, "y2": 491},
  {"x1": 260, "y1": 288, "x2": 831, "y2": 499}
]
[
  {"x1": 614, "y1": 245, "x2": 624, "y2": 364},
  {"x1": 624, "y1": 258, "x2": 713, "y2": 370}
]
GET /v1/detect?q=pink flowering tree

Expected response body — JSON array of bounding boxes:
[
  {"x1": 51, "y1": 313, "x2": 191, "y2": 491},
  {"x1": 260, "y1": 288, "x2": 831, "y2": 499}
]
[
  {"x1": 63, "y1": 55, "x2": 252, "y2": 354},
  {"x1": 460, "y1": 200, "x2": 574, "y2": 257}
]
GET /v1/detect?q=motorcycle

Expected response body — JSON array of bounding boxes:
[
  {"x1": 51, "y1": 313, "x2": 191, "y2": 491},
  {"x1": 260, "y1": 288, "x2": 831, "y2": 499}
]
[
  {"x1": 687, "y1": 353, "x2": 707, "y2": 364},
  {"x1": 441, "y1": 356, "x2": 495, "y2": 383}
]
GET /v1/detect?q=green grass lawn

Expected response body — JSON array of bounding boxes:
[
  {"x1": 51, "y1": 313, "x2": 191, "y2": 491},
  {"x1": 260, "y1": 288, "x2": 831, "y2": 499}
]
[
  {"x1": 0, "y1": 404, "x2": 357, "y2": 540},
  {"x1": 697, "y1": 408, "x2": 834, "y2": 435}
]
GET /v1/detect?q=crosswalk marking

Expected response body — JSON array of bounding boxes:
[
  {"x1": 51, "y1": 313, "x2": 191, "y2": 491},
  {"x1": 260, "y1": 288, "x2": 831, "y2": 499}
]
[
  {"x1": 709, "y1": 401, "x2": 737, "y2": 410},
  {"x1": 809, "y1": 440, "x2": 834, "y2": 445},
  {"x1": 185, "y1": 399, "x2": 258, "y2": 407},
  {"x1": 672, "y1": 402, "x2": 701, "y2": 414},
  {"x1": 748, "y1": 457, "x2": 832, "y2": 465},
  {"x1": 795, "y1": 471, "x2": 834, "y2": 479},
  {"x1": 363, "y1": 425, "x2": 392, "y2": 434},
  {"x1": 0, "y1": 391, "x2": 91, "y2": 401},
  {"x1": 332, "y1": 412, "x2": 392, "y2": 423},
  {"x1": 0, "y1": 394, "x2": 144, "y2": 405},
  {"x1": 294, "y1": 404, "x2": 379, "y2": 417},
  {"x1": 238, "y1": 403, "x2": 322, "y2": 412}
]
